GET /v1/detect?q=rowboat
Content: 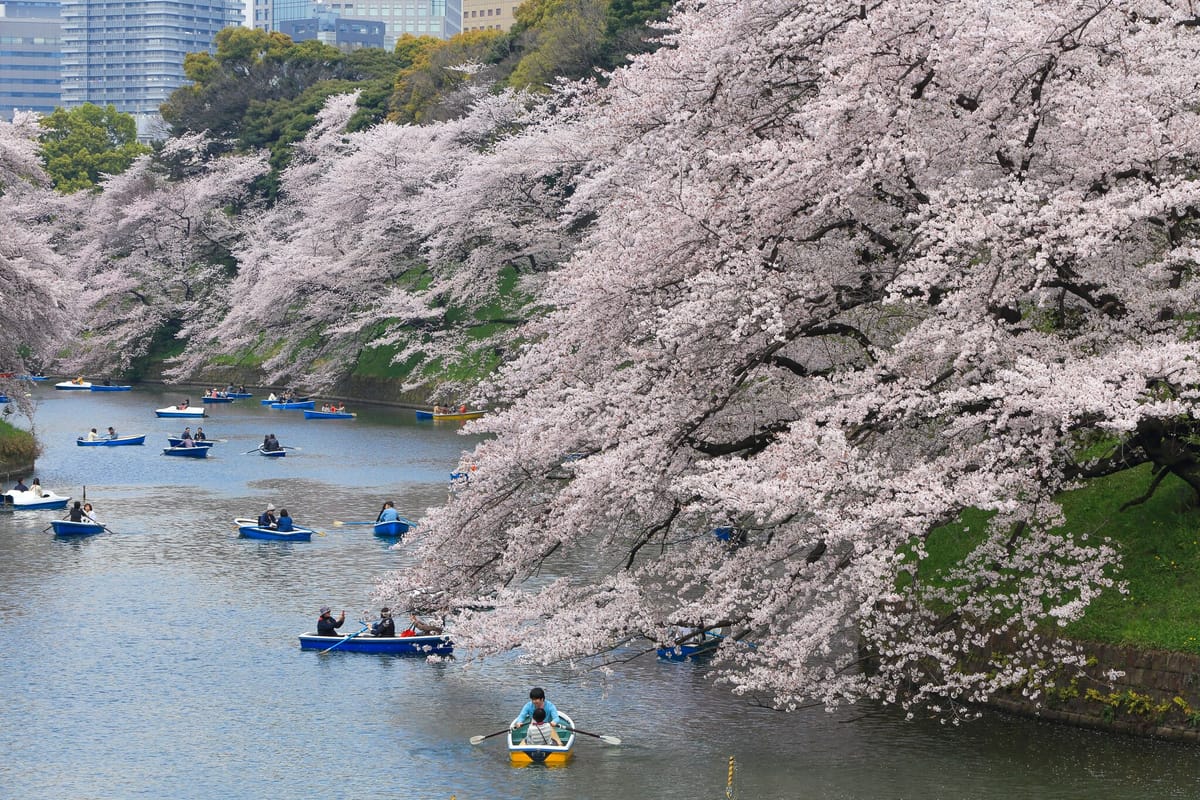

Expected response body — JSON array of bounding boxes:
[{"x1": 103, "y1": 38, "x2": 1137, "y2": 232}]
[
  {"x1": 50, "y1": 519, "x2": 105, "y2": 536},
  {"x1": 77, "y1": 434, "x2": 146, "y2": 446},
  {"x1": 55, "y1": 380, "x2": 92, "y2": 390},
  {"x1": 270, "y1": 400, "x2": 315, "y2": 410},
  {"x1": 434, "y1": 410, "x2": 485, "y2": 421},
  {"x1": 1, "y1": 489, "x2": 71, "y2": 510},
  {"x1": 163, "y1": 445, "x2": 209, "y2": 458},
  {"x1": 201, "y1": 395, "x2": 234, "y2": 403},
  {"x1": 414, "y1": 410, "x2": 433, "y2": 420},
  {"x1": 0, "y1": 395, "x2": 8, "y2": 403},
  {"x1": 155, "y1": 406, "x2": 206, "y2": 418},
  {"x1": 237, "y1": 522, "x2": 313, "y2": 541},
  {"x1": 257, "y1": 447, "x2": 286, "y2": 457},
  {"x1": 303, "y1": 409, "x2": 355, "y2": 419},
  {"x1": 167, "y1": 437, "x2": 214, "y2": 448},
  {"x1": 656, "y1": 634, "x2": 721, "y2": 661},
  {"x1": 18, "y1": 375, "x2": 47, "y2": 381},
  {"x1": 226, "y1": 392, "x2": 253, "y2": 399},
  {"x1": 508, "y1": 712, "x2": 576, "y2": 766},
  {"x1": 89, "y1": 385, "x2": 132, "y2": 392},
  {"x1": 374, "y1": 518, "x2": 416, "y2": 537},
  {"x1": 297, "y1": 632, "x2": 453, "y2": 655}
]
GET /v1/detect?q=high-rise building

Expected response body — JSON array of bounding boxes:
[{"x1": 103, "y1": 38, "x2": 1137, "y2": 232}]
[
  {"x1": 461, "y1": 0, "x2": 518, "y2": 33},
  {"x1": 254, "y1": 0, "x2": 460, "y2": 49},
  {"x1": 0, "y1": 0, "x2": 61, "y2": 120},
  {"x1": 59, "y1": 0, "x2": 243, "y2": 134},
  {"x1": 280, "y1": 8, "x2": 385, "y2": 50}
]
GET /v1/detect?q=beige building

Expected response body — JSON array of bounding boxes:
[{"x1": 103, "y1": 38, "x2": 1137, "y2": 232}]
[{"x1": 461, "y1": 0, "x2": 520, "y2": 32}]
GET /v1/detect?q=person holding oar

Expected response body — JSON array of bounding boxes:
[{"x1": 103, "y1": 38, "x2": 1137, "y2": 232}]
[
  {"x1": 316, "y1": 607, "x2": 345, "y2": 636},
  {"x1": 513, "y1": 687, "x2": 560, "y2": 728}
]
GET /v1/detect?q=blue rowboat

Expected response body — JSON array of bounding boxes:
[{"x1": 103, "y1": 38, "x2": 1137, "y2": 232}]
[
  {"x1": 55, "y1": 380, "x2": 92, "y2": 390},
  {"x1": 18, "y1": 375, "x2": 47, "y2": 381},
  {"x1": 155, "y1": 406, "x2": 206, "y2": 418},
  {"x1": 374, "y1": 518, "x2": 416, "y2": 538},
  {"x1": 303, "y1": 409, "x2": 355, "y2": 419},
  {"x1": 508, "y1": 712, "x2": 576, "y2": 766},
  {"x1": 50, "y1": 519, "x2": 105, "y2": 536},
  {"x1": 297, "y1": 632, "x2": 452, "y2": 655},
  {"x1": 237, "y1": 522, "x2": 313, "y2": 541},
  {"x1": 414, "y1": 410, "x2": 434, "y2": 420},
  {"x1": 258, "y1": 447, "x2": 286, "y2": 457},
  {"x1": 163, "y1": 446, "x2": 209, "y2": 458},
  {"x1": 201, "y1": 395, "x2": 234, "y2": 403},
  {"x1": 89, "y1": 385, "x2": 132, "y2": 392},
  {"x1": 167, "y1": 437, "x2": 214, "y2": 448},
  {"x1": 77, "y1": 434, "x2": 146, "y2": 446},
  {"x1": 226, "y1": 391, "x2": 253, "y2": 399},
  {"x1": 270, "y1": 400, "x2": 315, "y2": 410},
  {"x1": 656, "y1": 634, "x2": 721, "y2": 661},
  {"x1": 1, "y1": 490, "x2": 70, "y2": 510},
  {"x1": 0, "y1": 395, "x2": 7, "y2": 403}
]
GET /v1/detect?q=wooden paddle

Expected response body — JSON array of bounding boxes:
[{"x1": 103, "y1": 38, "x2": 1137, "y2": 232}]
[
  {"x1": 469, "y1": 728, "x2": 513, "y2": 745},
  {"x1": 318, "y1": 623, "x2": 369, "y2": 655},
  {"x1": 559, "y1": 726, "x2": 621, "y2": 745}
]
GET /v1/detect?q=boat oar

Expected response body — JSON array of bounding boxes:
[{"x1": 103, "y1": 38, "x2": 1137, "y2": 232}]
[
  {"x1": 469, "y1": 728, "x2": 513, "y2": 746},
  {"x1": 560, "y1": 727, "x2": 621, "y2": 745},
  {"x1": 332, "y1": 520, "x2": 377, "y2": 527},
  {"x1": 318, "y1": 623, "x2": 369, "y2": 655}
]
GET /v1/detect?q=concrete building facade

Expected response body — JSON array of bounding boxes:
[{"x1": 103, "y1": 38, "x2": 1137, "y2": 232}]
[
  {"x1": 254, "y1": 0, "x2": 461, "y2": 49},
  {"x1": 0, "y1": 0, "x2": 61, "y2": 120},
  {"x1": 460, "y1": 0, "x2": 517, "y2": 33}
]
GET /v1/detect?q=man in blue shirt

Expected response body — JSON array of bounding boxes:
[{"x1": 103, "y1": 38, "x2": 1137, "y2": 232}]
[
  {"x1": 378, "y1": 501, "x2": 400, "y2": 523},
  {"x1": 513, "y1": 687, "x2": 560, "y2": 728}
]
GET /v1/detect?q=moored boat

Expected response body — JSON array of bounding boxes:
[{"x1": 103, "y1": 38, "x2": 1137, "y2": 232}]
[
  {"x1": 50, "y1": 519, "x2": 106, "y2": 536},
  {"x1": 76, "y1": 434, "x2": 146, "y2": 446},
  {"x1": 166, "y1": 437, "x2": 214, "y2": 448},
  {"x1": 1, "y1": 489, "x2": 71, "y2": 510},
  {"x1": 303, "y1": 409, "x2": 355, "y2": 419},
  {"x1": 237, "y1": 521, "x2": 313, "y2": 541},
  {"x1": 55, "y1": 380, "x2": 92, "y2": 390},
  {"x1": 297, "y1": 632, "x2": 453, "y2": 655},
  {"x1": 89, "y1": 385, "x2": 132, "y2": 392},
  {"x1": 155, "y1": 406, "x2": 206, "y2": 418},
  {"x1": 270, "y1": 400, "x2": 315, "y2": 410},
  {"x1": 374, "y1": 518, "x2": 416, "y2": 537},
  {"x1": 508, "y1": 712, "x2": 576, "y2": 766},
  {"x1": 163, "y1": 445, "x2": 209, "y2": 458}
]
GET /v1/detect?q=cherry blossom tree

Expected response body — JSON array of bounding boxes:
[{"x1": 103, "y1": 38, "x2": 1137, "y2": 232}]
[
  {"x1": 0, "y1": 113, "x2": 72, "y2": 389},
  {"x1": 377, "y1": 0, "x2": 1200, "y2": 715}
]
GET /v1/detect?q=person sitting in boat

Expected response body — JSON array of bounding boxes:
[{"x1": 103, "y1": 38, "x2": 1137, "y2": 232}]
[
  {"x1": 405, "y1": 612, "x2": 443, "y2": 636},
  {"x1": 459, "y1": 404, "x2": 468, "y2": 413},
  {"x1": 67, "y1": 501, "x2": 84, "y2": 522},
  {"x1": 370, "y1": 607, "x2": 396, "y2": 637},
  {"x1": 85, "y1": 428, "x2": 100, "y2": 441},
  {"x1": 107, "y1": 426, "x2": 118, "y2": 439},
  {"x1": 12, "y1": 477, "x2": 28, "y2": 492},
  {"x1": 193, "y1": 427, "x2": 206, "y2": 442},
  {"x1": 267, "y1": 391, "x2": 277, "y2": 401},
  {"x1": 72, "y1": 376, "x2": 83, "y2": 385},
  {"x1": 177, "y1": 398, "x2": 189, "y2": 410},
  {"x1": 83, "y1": 503, "x2": 100, "y2": 524},
  {"x1": 275, "y1": 508, "x2": 294, "y2": 532},
  {"x1": 258, "y1": 503, "x2": 277, "y2": 529},
  {"x1": 180, "y1": 427, "x2": 193, "y2": 445},
  {"x1": 377, "y1": 501, "x2": 400, "y2": 523},
  {"x1": 522, "y1": 707, "x2": 563, "y2": 746},
  {"x1": 433, "y1": 405, "x2": 442, "y2": 414},
  {"x1": 316, "y1": 607, "x2": 345, "y2": 637},
  {"x1": 513, "y1": 687, "x2": 561, "y2": 728},
  {"x1": 30, "y1": 478, "x2": 47, "y2": 497},
  {"x1": 264, "y1": 434, "x2": 282, "y2": 452}
]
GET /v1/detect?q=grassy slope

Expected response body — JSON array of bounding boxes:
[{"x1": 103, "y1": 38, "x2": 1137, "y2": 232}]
[{"x1": 923, "y1": 464, "x2": 1200, "y2": 655}]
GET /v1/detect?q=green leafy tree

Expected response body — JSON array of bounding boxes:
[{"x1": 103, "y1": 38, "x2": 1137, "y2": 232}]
[
  {"x1": 37, "y1": 104, "x2": 149, "y2": 193},
  {"x1": 508, "y1": 0, "x2": 609, "y2": 90},
  {"x1": 389, "y1": 31, "x2": 505, "y2": 124}
]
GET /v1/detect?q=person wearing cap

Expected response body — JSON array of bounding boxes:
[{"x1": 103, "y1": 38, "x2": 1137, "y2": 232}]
[
  {"x1": 316, "y1": 607, "x2": 345, "y2": 637},
  {"x1": 258, "y1": 503, "x2": 277, "y2": 529},
  {"x1": 513, "y1": 687, "x2": 561, "y2": 728},
  {"x1": 370, "y1": 608, "x2": 396, "y2": 637}
]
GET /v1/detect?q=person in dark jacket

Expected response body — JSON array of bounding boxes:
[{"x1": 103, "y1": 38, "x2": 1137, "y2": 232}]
[
  {"x1": 316, "y1": 607, "x2": 345, "y2": 636},
  {"x1": 370, "y1": 608, "x2": 396, "y2": 637},
  {"x1": 67, "y1": 501, "x2": 84, "y2": 522},
  {"x1": 13, "y1": 477, "x2": 27, "y2": 492},
  {"x1": 257, "y1": 503, "x2": 277, "y2": 529}
]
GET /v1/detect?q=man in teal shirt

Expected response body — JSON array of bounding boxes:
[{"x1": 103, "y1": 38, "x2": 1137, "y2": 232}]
[{"x1": 513, "y1": 687, "x2": 560, "y2": 727}]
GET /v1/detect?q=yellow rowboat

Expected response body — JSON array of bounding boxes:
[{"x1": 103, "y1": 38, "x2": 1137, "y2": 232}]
[
  {"x1": 433, "y1": 410, "x2": 484, "y2": 421},
  {"x1": 508, "y1": 711, "x2": 576, "y2": 766}
]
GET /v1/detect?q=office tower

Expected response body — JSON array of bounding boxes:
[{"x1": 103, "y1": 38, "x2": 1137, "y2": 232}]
[
  {"x1": 461, "y1": 0, "x2": 518, "y2": 33},
  {"x1": 60, "y1": 0, "x2": 243, "y2": 134},
  {"x1": 254, "y1": 0, "x2": 460, "y2": 49},
  {"x1": 0, "y1": 0, "x2": 61, "y2": 119}
]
